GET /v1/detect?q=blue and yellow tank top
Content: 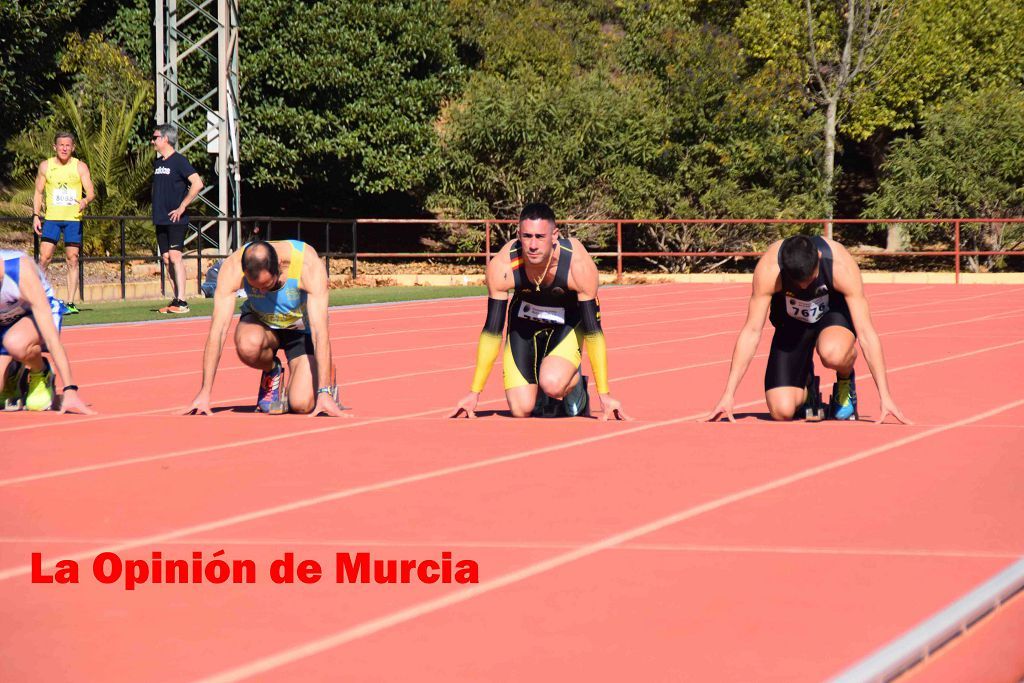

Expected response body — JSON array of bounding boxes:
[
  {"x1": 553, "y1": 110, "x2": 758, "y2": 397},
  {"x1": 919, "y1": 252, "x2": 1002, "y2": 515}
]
[
  {"x1": 240, "y1": 240, "x2": 309, "y2": 332},
  {"x1": 44, "y1": 157, "x2": 84, "y2": 221}
]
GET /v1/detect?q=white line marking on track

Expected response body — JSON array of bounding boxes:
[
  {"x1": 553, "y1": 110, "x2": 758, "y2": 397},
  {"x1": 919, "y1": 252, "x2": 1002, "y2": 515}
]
[{"x1": 190, "y1": 397, "x2": 1024, "y2": 683}]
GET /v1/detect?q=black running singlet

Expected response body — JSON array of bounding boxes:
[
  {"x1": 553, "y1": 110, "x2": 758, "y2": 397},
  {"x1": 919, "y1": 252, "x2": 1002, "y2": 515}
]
[
  {"x1": 508, "y1": 238, "x2": 580, "y2": 329},
  {"x1": 769, "y1": 236, "x2": 850, "y2": 328}
]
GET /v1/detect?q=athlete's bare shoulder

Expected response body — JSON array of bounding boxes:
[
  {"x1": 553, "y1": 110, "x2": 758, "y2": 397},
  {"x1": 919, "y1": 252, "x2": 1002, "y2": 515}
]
[
  {"x1": 749, "y1": 240, "x2": 782, "y2": 296},
  {"x1": 821, "y1": 237, "x2": 861, "y2": 292},
  {"x1": 485, "y1": 240, "x2": 517, "y2": 294}
]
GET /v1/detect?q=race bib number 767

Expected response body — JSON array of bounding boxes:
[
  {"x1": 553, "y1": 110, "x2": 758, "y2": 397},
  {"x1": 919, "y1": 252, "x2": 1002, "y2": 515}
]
[{"x1": 786, "y1": 295, "x2": 829, "y2": 323}]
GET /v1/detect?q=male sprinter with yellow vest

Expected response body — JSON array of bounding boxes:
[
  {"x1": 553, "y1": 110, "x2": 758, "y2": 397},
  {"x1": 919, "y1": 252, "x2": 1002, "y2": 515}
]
[
  {"x1": 32, "y1": 132, "x2": 95, "y2": 314},
  {"x1": 703, "y1": 234, "x2": 910, "y2": 424},
  {"x1": 451, "y1": 203, "x2": 628, "y2": 421},
  {"x1": 183, "y1": 240, "x2": 350, "y2": 417}
]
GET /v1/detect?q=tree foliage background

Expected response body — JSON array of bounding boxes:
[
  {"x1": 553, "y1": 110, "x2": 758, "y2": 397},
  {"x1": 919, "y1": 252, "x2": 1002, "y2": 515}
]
[{"x1": 2, "y1": 0, "x2": 1023, "y2": 270}]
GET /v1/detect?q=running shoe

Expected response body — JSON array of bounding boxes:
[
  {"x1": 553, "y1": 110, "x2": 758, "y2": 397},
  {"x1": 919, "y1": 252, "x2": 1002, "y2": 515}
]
[
  {"x1": 256, "y1": 357, "x2": 285, "y2": 413},
  {"x1": 62, "y1": 301, "x2": 80, "y2": 315},
  {"x1": 24, "y1": 360, "x2": 55, "y2": 412},
  {"x1": 159, "y1": 299, "x2": 190, "y2": 314},
  {"x1": 0, "y1": 361, "x2": 26, "y2": 411},
  {"x1": 830, "y1": 371, "x2": 858, "y2": 420}
]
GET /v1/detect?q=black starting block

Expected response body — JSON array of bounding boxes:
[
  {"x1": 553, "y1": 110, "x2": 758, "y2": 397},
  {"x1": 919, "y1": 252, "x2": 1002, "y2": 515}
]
[
  {"x1": 531, "y1": 374, "x2": 590, "y2": 418},
  {"x1": 803, "y1": 374, "x2": 826, "y2": 422}
]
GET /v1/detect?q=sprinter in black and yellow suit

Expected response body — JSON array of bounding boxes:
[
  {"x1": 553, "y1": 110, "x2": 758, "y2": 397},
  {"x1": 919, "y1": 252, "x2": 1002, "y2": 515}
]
[{"x1": 451, "y1": 203, "x2": 629, "y2": 421}]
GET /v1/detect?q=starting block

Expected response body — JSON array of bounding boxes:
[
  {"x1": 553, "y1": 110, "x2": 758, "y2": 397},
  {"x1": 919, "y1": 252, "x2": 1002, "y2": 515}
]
[
  {"x1": 802, "y1": 373, "x2": 827, "y2": 422},
  {"x1": 531, "y1": 373, "x2": 590, "y2": 418}
]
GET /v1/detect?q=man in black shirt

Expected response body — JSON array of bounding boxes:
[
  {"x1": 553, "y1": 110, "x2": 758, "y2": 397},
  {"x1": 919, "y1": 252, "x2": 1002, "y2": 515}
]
[{"x1": 151, "y1": 124, "x2": 203, "y2": 313}]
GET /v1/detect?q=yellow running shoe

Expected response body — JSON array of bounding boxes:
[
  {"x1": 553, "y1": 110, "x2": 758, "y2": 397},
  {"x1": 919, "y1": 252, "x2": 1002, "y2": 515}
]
[{"x1": 24, "y1": 362, "x2": 55, "y2": 412}]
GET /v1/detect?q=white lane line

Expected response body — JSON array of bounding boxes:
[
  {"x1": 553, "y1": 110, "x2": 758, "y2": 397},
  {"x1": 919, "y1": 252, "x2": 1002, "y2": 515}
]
[
  {"x1": 3, "y1": 536, "x2": 1017, "y2": 560},
  {"x1": 192, "y1": 397, "x2": 1024, "y2": 683},
  {"x1": 3, "y1": 336, "x2": 1021, "y2": 580}
]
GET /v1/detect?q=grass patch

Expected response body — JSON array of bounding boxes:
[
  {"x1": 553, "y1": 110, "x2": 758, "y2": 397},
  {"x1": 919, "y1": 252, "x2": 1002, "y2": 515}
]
[{"x1": 63, "y1": 285, "x2": 487, "y2": 326}]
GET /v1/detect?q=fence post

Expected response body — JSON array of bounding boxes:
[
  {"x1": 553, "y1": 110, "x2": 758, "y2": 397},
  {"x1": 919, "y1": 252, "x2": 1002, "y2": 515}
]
[
  {"x1": 954, "y1": 220, "x2": 961, "y2": 285},
  {"x1": 324, "y1": 222, "x2": 331, "y2": 277},
  {"x1": 616, "y1": 221, "x2": 623, "y2": 281},
  {"x1": 78, "y1": 237, "x2": 85, "y2": 303},
  {"x1": 33, "y1": 230, "x2": 39, "y2": 261},
  {"x1": 160, "y1": 254, "x2": 166, "y2": 297},
  {"x1": 195, "y1": 224, "x2": 202, "y2": 296},
  {"x1": 120, "y1": 219, "x2": 126, "y2": 300},
  {"x1": 351, "y1": 220, "x2": 358, "y2": 279},
  {"x1": 485, "y1": 222, "x2": 491, "y2": 262},
  {"x1": 297, "y1": 219, "x2": 302, "y2": 244}
]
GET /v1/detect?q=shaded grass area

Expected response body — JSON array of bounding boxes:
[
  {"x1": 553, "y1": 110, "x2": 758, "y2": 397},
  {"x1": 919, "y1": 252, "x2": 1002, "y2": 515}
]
[{"x1": 63, "y1": 286, "x2": 487, "y2": 326}]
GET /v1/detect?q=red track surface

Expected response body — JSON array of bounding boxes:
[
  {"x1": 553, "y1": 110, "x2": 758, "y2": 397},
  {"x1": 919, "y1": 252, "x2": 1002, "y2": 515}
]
[{"x1": 1, "y1": 283, "x2": 1022, "y2": 682}]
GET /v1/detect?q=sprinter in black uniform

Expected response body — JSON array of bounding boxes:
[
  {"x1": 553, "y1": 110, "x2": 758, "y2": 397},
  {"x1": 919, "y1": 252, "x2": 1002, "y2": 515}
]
[
  {"x1": 450, "y1": 203, "x2": 628, "y2": 420},
  {"x1": 704, "y1": 234, "x2": 910, "y2": 424}
]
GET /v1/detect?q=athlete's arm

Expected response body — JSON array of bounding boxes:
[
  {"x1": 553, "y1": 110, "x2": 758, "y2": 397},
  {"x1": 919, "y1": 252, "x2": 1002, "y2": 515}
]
[
  {"x1": 830, "y1": 242, "x2": 911, "y2": 424},
  {"x1": 19, "y1": 257, "x2": 94, "y2": 414},
  {"x1": 450, "y1": 247, "x2": 512, "y2": 418},
  {"x1": 570, "y1": 239, "x2": 628, "y2": 421},
  {"x1": 168, "y1": 172, "x2": 204, "y2": 223},
  {"x1": 32, "y1": 161, "x2": 47, "y2": 234},
  {"x1": 183, "y1": 252, "x2": 242, "y2": 415},
  {"x1": 78, "y1": 161, "x2": 96, "y2": 213},
  {"x1": 302, "y1": 246, "x2": 348, "y2": 417},
  {"x1": 702, "y1": 247, "x2": 776, "y2": 422}
]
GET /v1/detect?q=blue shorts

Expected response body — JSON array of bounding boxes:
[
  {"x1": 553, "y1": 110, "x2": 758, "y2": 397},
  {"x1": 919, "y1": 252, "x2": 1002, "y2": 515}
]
[
  {"x1": 41, "y1": 220, "x2": 82, "y2": 247},
  {"x1": 0, "y1": 304, "x2": 63, "y2": 356}
]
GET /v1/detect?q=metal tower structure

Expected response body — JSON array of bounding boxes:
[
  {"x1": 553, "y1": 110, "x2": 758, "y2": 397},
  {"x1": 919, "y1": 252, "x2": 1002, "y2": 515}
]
[{"x1": 154, "y1": 0, "x2": 241, "y2": 253}]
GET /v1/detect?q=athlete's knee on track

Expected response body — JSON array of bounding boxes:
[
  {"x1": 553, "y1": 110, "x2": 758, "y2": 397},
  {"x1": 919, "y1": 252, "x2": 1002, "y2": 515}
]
[
  {"x1": 766, "y1": 395, "x2": 799, "y2": 421},
  {"x1": 537, "y1": 370, "x2": 569, "y2": 400},
  {"x1": 288, "y1": 395, "x2": 315, "y2": 414}
]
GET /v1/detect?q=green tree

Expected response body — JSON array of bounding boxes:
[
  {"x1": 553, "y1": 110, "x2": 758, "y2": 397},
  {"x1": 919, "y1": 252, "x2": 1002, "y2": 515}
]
[
  {"x1": 4, "y1": 34, "x2": 154, "y2": 253},
  {"x1": 241, "y1": 0, "x2": 463, "y2": 200},
  {"x1": 0, "y1": 2, "x2": 84, "y2": 171},
  {"x1": 865, "y1": 86, "x2": 1024, "y2": 271}
]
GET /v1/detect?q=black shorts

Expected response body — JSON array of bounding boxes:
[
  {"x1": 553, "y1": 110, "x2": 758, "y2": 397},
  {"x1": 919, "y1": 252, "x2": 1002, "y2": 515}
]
[
  {"x1": 764, "y1": 309, "x2": 856, "y2": 390},
  {"x1": 502, "y1": 319, "x2": 583, "y2": 389},
  {"x1": 239, "y1": 313, "x2": 314, "y2": 362},
  {"x1": 155, "y1": 223, "x2": 186, "y2": 254}
]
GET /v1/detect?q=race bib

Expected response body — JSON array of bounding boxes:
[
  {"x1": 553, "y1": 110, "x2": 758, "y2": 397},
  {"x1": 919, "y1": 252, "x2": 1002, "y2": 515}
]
[
  {"x1": 52, "y1": 185, "x2": 77, "y2": 206},
  {"x1": 786, "y1": 295, "x2": 829, "y2": 323},
  {"x1": 518, "y1": 301, "x2": 566, "y2": 325}
]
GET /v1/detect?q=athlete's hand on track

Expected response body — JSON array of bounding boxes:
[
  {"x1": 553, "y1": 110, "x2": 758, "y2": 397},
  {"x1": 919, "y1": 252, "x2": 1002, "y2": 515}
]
[
  {"x1": 702, "y1": 394, "x2": 737, "y2": 423},
  {"x1": 310, "y1": 392, "x2": 352, "y2": 418},
  {"x1": 449, "y1": 392, "x2": 480, "y2": 418},
  {"x1": 877, "y1": 396, "x2": 912, "y2": 425},
  {"x1": 182, "y1": 391, "x2": 214, "y2": 416},
  {"x1": 59, "y1": 389, "x2": 96, "y2": 415},
  {"x1": 598, "y1": 395, "x2": 630, "y2": 421}
]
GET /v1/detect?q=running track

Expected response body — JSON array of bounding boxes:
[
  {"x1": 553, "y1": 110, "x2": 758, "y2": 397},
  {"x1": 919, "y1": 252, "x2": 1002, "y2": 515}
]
[{"x1": 1, "y1": 283, "x2": 1022, "y2": 682}]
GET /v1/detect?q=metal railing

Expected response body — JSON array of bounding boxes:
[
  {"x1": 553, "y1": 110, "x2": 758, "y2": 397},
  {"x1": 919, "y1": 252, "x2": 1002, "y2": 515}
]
[{"x1": 1, "y1": 215, "x2": 1021, "y2": 300}]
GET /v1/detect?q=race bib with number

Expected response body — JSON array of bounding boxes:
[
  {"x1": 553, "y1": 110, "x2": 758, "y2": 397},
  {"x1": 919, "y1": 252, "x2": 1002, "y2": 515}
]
[
  {"x1": 518, "y1": 301, "x2": 566, "y2": 325},
  {"x1": 786, "y1": 294, "x2": 829, "y2": 323},
  {"x1": 52, "y1": 185, "x2": 77, "y2": 206}
]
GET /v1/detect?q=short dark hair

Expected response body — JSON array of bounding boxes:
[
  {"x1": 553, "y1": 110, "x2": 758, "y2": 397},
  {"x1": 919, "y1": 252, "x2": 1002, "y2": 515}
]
[
  {"x1": 54, "y1": 131, "x2": 75, "y2": 144},
  {"x1": 779, "y1": 235, "x2": 819, "y2": 282},
  {"x1": 519, "y1": 202, "x2": 557, "y2": 225},
  {"x1": 241, "y1": 241, "x2": 280, "y2": 281}
]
